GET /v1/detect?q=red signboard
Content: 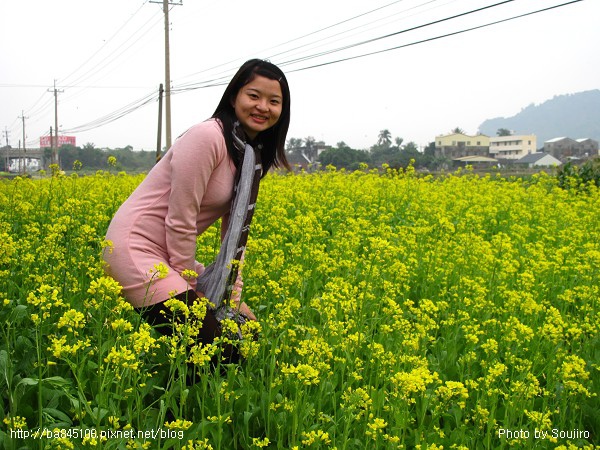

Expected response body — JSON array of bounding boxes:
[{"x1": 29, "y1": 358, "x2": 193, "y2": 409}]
[{"x1": 40, "y1": 136, "x2": 76, "y2": 147}]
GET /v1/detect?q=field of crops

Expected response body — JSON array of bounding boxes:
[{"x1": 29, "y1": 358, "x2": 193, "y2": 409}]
[{"x1": 0, "y1": 165, "x2": 598, "y2": 449}]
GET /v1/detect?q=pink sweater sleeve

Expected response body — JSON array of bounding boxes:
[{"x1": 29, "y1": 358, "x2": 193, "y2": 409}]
[{"x1": 165, "y1": 125, "x2": 223, "y2": 276}]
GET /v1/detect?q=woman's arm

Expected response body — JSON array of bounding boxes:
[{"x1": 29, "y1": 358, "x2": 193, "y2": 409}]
[{"x1": 165, "y1": 124, "x2": 222, "y2": 277}]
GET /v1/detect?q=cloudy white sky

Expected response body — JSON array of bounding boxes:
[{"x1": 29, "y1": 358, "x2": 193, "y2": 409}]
[{"x1": 1, "y1": 0, "x2": 599, "y2": 152}]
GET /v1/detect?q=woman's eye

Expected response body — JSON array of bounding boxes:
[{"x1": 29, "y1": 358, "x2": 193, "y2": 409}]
[{"x1": 270, "y1": 99, "x2": 281, "y2": 105}]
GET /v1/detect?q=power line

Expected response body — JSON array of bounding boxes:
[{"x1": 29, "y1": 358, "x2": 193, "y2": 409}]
[
  {"x1": 61, "y1": 90, "x2": 158, "y2": 134},
  {"x1": 171, "y1": 0, "x2": 513, "y2": 92},
  {"x1": 60, "y1": 1, "x2": 150, "y2": 86},
  {"x1": 285, "y1": 0, "x2": 584, "y2": 72},
  {"x1": 173, "y1": 0, "x2": 413, "y2": 85},
  {"x1": 174, "y1": 0, "x2": 582, "y2": 92},
  {"x1": 57, "y1": 0, "x2": 584, "y2": 136},
  {"x1": 265, "y1": 0, "x2": 445, "y2": 63},
  {"x1": 172, "y1": 0, "x2": 447, "y2": 89},
  {"x1": 59, "y1": 10, "x2": 164, "y2": 98},
  {"x1": 276, "y1": 0, "x2": 516, "y2": 68}
]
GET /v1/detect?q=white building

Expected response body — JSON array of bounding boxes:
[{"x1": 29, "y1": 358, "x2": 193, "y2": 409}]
[
  {"x1": 489, "y1": 135, "x2": 537, "y2": 160},
  {"x1": 516, "y1": 152, "x2": 562, "y2": 168}
]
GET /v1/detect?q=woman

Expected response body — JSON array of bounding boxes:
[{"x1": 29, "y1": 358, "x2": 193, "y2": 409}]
[{"x1": 103, "y1": 59, "x2": 290, "y2": 343}]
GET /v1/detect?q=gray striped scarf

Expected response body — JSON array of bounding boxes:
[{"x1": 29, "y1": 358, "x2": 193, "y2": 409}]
[{"x1": 196, "y1": 122, "x2": 262, "y2": 325}]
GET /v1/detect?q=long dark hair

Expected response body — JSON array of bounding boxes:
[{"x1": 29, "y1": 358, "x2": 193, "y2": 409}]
[{"x1": 212, "y1": 59, "x2": 291, "y2": 175}]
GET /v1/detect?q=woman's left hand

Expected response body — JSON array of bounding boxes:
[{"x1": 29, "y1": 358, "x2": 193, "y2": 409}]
[{"x1": 236, "y1": 301, "x2": 257, "y2": 321}]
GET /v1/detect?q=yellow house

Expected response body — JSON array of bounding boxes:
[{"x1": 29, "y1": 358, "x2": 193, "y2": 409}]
[{"x1": 434, "y1": 133, "x2": 490, "y2": 158}]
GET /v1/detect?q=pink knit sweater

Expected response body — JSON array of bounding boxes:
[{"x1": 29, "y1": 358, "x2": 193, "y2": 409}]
[{"x1": 104, "y1": 119, "x2": 242, "y2": 308}]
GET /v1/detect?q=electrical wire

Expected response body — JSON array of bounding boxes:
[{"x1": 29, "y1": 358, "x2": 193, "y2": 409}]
[
  {"x1": 173, "y1": 0, "x2": 413, "y2": 85},
  {"x1": 275, "y1": 0, "x2": 516, "y2": 68},
  {"x1": 171, "y1": 0, "x2": 511, "y2": 92},
  {"x1": 59, "y1": 9, "x2": 163, "y2": 103},
  {"x1": 61, "y1": 90, "x2": 158, "y2": 134},
  {"x1": 60, "y1": 1, "x2": 151, "y2": 86},
  {"x1": 43, "y1": 0, "x2": 586, "y2": 137},
  {"x1": 264, "y1": 0, "x2": 447, "y2": 63},
  {"x1": 285, "y1": 0, "x2": 583, "y2": 72}
]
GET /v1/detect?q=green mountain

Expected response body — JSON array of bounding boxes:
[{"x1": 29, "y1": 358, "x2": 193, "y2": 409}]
[{"x1": 478, "y1": 90, "x2": 600, "y2": 148}]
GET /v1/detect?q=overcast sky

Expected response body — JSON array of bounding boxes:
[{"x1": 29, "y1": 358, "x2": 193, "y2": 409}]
[{"x1": 1, "y1": 0, "x2": 599, "y2": 152}]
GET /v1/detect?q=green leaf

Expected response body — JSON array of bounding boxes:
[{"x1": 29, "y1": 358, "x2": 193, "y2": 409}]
[
  {"x1": 43, "y1": 407, "x2": 73, "y2": 425},
  {"x1": 17, "y1": 377, "x2": 38, "y2": 387},
  {"x1": 44, "y1": 376, "x2": 72, "y2": 388},
  {"x1": 10, "y1": 304, "x2": 29, "y2": 323},
  {"x1": 0, "y1": 350, "x2": 8, "y2": 378}
]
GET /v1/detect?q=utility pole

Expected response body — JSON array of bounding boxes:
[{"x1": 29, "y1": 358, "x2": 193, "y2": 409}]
[
  {"x1": 47, "y1": 80, "x2": 64, "y2": 166},
  {"x1": 18, "y1": 140, "x2": 22, "y2": 174},
  {"x1": 3, "y1": 127, "x2": 10, "y2": 172},
  {"x1": 2, "y1": 126, "x2": 9, "y2": 147},
  {"x1": 49, "y1": 127, "x2": 54, "y2": 168},
  {"x1": 150, "y1": 0, "x2": 182, "y2": 151},
  {"x1": 20, "y1": 112, "x2": 28, "y2": 174},
  {"x1": 19, "y1": 111, "x2": 28, "y2": 153},
  {"x1": 156, "y1": 83, "x2": 164, "y2": 164}
]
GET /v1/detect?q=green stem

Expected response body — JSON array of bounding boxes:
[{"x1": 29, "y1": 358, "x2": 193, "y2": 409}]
[{"x1": 36, "y1": 326, "x2": 43, "y2": 450}]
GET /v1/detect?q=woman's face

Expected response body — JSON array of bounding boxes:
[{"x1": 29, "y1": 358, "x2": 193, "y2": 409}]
[{"x1": 233, "y1": 75, "x2": 283, "y2": 140}]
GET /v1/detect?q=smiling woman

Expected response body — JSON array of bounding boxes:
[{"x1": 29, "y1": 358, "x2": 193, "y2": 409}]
[{"x1": 103, "y1": 59, "x2": 291, "y2": 356}]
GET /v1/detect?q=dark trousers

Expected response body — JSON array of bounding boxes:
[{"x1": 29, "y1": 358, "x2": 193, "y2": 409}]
[{"x1": 135, "y1": 290, "x2": 240, "y2": 366}]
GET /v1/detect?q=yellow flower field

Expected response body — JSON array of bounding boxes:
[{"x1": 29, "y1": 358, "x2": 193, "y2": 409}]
[{"x1": 0, "y1": 166, "x2": 598, "y2": 449}]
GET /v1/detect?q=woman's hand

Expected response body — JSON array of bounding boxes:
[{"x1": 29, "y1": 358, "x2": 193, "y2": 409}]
[
  {"x1": 195, "y1": 289, "x2": 257, "y2": 321},
  {"x1": 235, "y1": 301, "x2": 257, "y2": 321}
]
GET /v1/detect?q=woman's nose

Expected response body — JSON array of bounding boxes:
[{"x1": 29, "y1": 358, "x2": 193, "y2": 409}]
[{"x1": 256, "y1": 99, "x2": 268, "y2": 111}]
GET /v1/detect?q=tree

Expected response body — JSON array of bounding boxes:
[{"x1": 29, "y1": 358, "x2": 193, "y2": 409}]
[
  {"x1": 285, "y1": 136, "x2": 323, "y2": 163},
  {"x1": 403, "y1": 141, "x2": 419, "y2": 153},
  {"x1": 497, "y1": 128, "x2": 512, "y2": 136},
  {"x1": 318, "y1": 142, "x2": 370, "y2": 169},
  {"x1": 377, "y1": 129, "x2": 392, "y2": 147},
  {"x1": 452, "y1": 127, "x2": 465, "y2": 134},
  {"x1": 286, "y1": 138, "x2": 304, "y2": 159},
  {"x1": 420, "y1": 142, "x2": 451, "y2": 170},
  {"x1": 423, "y1": 142, "x2": 436, "y2": 157}
]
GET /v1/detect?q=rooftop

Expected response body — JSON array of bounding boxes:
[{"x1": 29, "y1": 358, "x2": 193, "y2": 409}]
[
  {"x1": 453, "y1": 155, "x2": 498, "y2": 163},
  {"x1": 516, "y1": 152, "x2": 558, "y2": 164}
]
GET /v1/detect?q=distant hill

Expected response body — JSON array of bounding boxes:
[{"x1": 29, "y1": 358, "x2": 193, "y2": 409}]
[{"x1": 478, "y1": 90, "x2": 600, "y2": 148}]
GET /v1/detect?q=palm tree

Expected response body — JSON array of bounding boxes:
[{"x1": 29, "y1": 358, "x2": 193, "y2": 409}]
[{"x1": 377, "y1": 129, "x2": 392, "y2": 147}]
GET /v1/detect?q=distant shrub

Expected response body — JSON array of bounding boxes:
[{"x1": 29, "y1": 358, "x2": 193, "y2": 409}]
[{"x1": 556, "y1": 157, "x2": 600, "y2": 189}]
